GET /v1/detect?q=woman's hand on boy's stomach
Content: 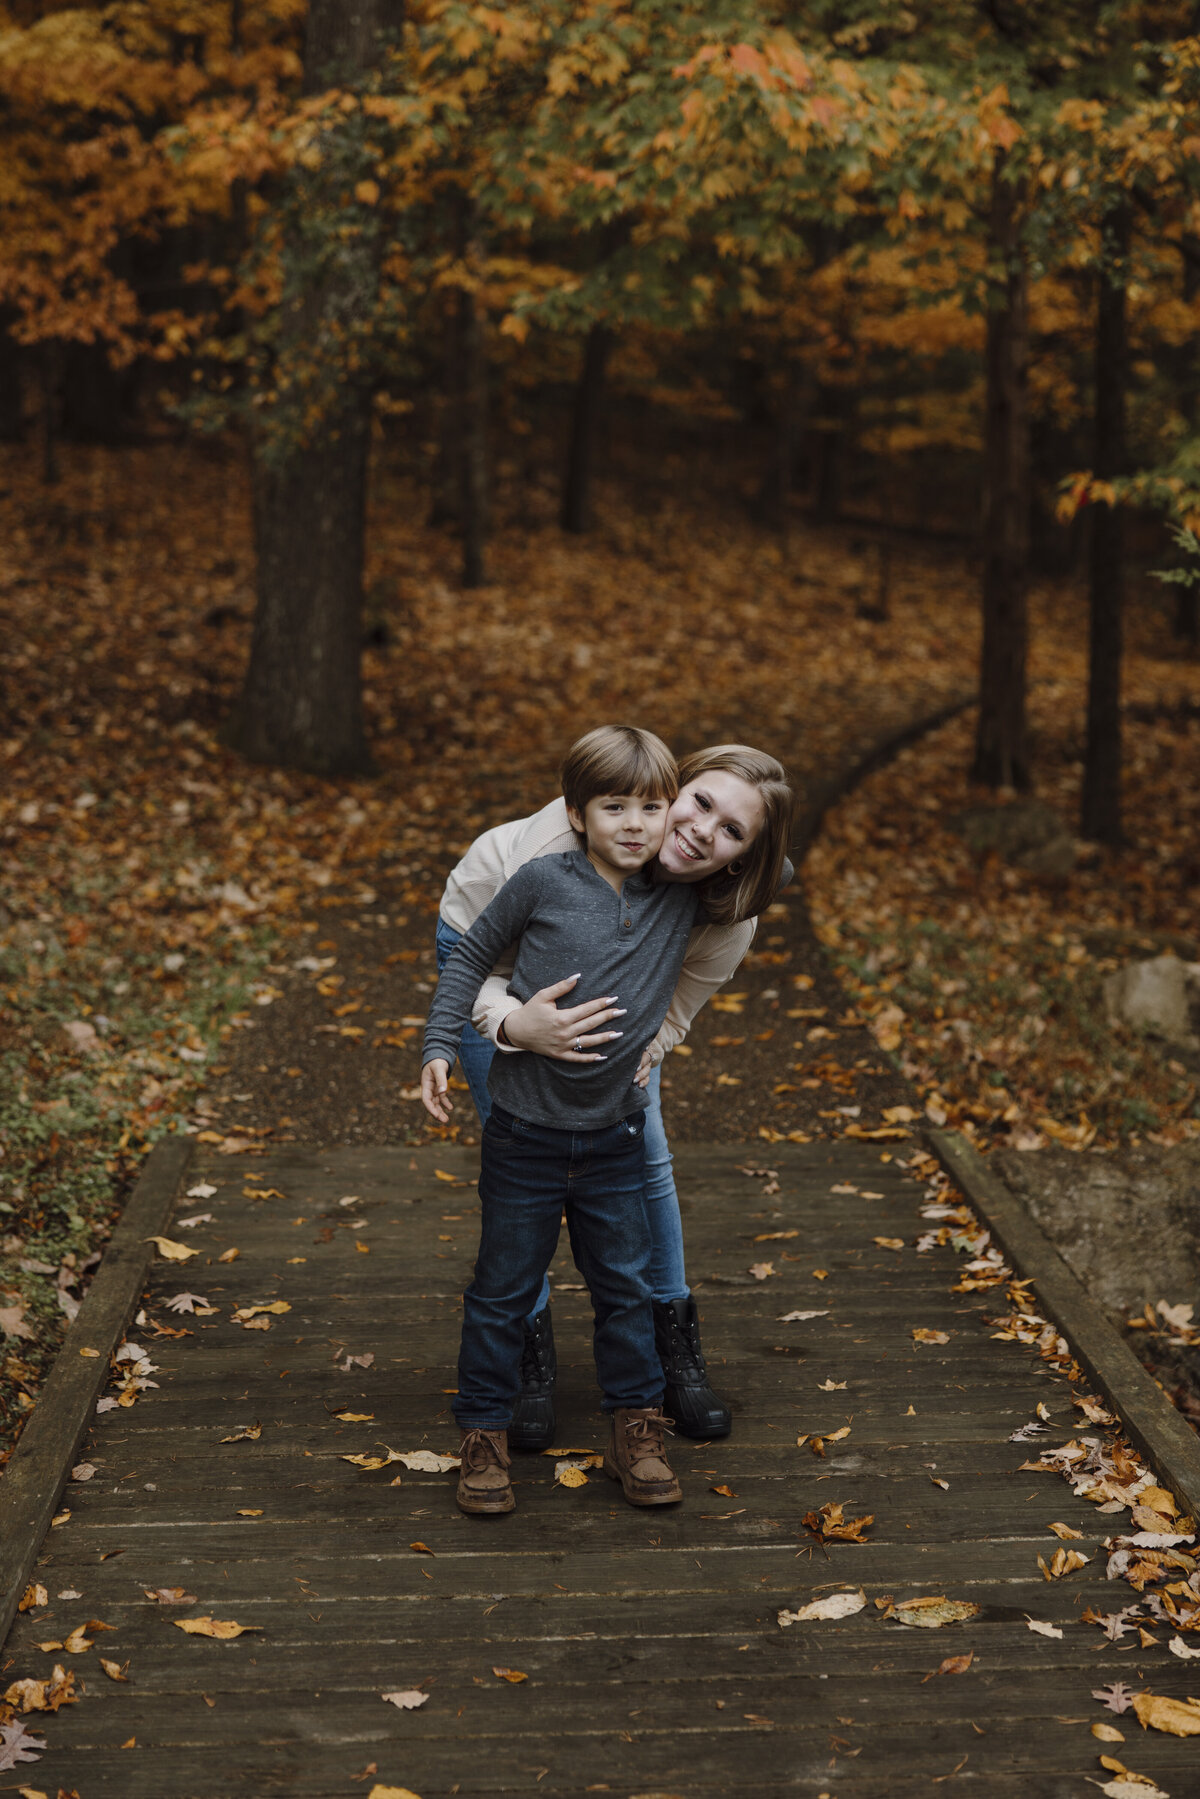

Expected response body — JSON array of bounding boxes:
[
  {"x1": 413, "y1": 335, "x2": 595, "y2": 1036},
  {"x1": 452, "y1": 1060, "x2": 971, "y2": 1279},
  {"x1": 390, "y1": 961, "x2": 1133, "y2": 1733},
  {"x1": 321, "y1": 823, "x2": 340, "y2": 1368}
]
[{"x1": 504, "y1": 974, "x2": 627, "y2": 1061}]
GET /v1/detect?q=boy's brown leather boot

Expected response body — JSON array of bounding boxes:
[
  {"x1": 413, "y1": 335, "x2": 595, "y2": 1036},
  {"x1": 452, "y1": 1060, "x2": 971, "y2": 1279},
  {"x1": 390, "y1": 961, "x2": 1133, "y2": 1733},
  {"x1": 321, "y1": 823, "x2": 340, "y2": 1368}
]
[
  {"x1": 456, "y1": 1427, "x2": 515, "y2": 1515},
  {"x1": 603, "y1": 1407, "x2": 682, "y2": 1506}
]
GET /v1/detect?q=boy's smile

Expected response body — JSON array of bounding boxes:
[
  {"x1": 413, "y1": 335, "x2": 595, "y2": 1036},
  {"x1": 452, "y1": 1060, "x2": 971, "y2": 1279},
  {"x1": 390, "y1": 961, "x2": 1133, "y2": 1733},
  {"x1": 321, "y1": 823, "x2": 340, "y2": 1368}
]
[{"x1": 566, "y1": 792, "x2": 668, "y2": 893}]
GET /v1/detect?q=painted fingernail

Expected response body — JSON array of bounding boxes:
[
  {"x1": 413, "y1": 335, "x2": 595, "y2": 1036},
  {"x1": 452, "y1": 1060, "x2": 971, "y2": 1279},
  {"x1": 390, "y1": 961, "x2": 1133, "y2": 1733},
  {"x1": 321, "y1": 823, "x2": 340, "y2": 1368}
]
[{"x1": 614, "y1": 1009, "x2": 627, "y2": 1016}]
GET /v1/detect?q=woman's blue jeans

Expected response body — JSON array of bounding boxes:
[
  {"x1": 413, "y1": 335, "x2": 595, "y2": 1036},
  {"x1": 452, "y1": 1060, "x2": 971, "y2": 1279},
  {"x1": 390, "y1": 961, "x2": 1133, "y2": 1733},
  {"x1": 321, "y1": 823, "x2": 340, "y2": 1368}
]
[{"x1": 434, "y1": 918, "x2": 690, "y2": 1310}]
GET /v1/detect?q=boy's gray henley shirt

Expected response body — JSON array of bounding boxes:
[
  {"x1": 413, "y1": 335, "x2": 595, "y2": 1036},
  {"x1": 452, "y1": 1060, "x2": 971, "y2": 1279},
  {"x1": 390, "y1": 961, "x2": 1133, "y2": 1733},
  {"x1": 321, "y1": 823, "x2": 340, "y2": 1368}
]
[{"x1": 422, "y1": 851, "x2": 700, "y2": 1130}]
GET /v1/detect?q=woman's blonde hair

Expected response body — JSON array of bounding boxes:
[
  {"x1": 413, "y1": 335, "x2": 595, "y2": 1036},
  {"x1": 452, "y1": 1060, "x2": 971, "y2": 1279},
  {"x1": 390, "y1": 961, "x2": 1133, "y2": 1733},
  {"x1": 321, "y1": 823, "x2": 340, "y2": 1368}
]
[
  {"x1": 677, "y1": 744, "x2": 794, "y2": 926},
  {"x1": 561, "y1": 725, "x2": 678, "y2": 815}
]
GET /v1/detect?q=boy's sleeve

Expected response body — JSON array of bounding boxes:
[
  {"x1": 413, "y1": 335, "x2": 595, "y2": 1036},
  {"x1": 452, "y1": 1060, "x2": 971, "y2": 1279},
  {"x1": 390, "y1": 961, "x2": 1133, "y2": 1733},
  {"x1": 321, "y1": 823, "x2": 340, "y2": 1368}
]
[{"x1": 422, "y1": 863, "x2": 542, "y2": 1068}]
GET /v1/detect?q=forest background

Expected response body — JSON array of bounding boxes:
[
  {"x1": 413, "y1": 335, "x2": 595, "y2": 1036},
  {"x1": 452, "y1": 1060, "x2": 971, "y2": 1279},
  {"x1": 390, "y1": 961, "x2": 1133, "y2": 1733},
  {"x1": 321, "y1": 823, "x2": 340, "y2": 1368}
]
[{"x1": 1, "y1": 0, "x2": 1199, "y2": 1455}]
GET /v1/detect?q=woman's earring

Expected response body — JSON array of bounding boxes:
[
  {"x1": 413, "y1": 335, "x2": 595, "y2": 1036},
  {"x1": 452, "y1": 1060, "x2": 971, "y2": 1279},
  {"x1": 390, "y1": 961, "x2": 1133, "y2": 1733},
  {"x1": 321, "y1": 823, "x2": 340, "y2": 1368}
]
[{"x1": 728, "y1": 860, "x2": 744, "y2": 876}]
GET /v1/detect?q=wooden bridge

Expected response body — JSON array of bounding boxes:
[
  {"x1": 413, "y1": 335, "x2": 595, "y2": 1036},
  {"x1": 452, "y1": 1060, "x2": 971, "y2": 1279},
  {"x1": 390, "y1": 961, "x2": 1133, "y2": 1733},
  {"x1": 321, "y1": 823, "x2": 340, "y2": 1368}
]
[{"x1": 3, "y1": 1136, "x2": 1199, "y2": 1797}]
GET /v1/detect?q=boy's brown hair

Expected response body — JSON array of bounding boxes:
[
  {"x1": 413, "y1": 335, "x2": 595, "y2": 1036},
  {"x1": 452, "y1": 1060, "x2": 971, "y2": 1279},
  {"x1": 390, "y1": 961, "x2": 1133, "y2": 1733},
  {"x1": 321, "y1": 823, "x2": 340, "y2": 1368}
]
[{"x1": 561, "y1": 725, "x2": 678, "y2": 816}]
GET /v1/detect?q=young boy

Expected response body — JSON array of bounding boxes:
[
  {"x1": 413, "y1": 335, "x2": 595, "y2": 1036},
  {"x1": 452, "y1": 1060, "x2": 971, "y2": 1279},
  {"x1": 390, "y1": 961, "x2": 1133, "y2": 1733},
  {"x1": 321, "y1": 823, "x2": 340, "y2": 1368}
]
[{"x1": 421, "y1": 726, "x2": 700, "y2": 1516}]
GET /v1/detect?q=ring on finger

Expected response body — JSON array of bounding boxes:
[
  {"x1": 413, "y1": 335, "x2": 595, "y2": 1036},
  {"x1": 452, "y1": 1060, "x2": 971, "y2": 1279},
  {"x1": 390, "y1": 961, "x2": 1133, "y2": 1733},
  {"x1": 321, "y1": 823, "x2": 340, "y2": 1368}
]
[{"x1": 573, "y1": 1038, "x2": 583, "y2": 1053}]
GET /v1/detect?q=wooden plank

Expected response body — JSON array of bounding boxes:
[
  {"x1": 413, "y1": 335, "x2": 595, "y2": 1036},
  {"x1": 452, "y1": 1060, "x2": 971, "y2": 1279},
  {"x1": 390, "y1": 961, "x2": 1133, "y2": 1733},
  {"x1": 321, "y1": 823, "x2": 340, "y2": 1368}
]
[
  {"x1": 929, "y1": 1126, "x2": 1200, "y2": 1519},
  {"x1": 0, "y1": 1135, "x2": 193, "y2": 1649}
]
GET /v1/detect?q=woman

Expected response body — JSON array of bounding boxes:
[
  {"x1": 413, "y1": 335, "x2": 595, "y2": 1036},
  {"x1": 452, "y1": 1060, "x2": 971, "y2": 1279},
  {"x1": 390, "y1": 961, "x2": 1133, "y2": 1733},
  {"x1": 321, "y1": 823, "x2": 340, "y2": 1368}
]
[{"x1": 435, "y1": 740, "x2": 794, "y2": 1449}]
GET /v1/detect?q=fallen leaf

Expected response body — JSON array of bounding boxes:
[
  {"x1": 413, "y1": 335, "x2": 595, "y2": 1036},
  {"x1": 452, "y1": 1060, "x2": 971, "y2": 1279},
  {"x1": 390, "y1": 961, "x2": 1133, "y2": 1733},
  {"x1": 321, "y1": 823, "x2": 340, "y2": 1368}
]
[
  {"x1": 778, "y1": 1310, "x2": 829, "y2": 1322},
  {"x1": 1130, "y1": 1693, "x2": 1200, "y2": 1737},
  {"x1": 1092, "y1": 1723, "x2": 1125, "y2": 1742},
  {"x1": 334, "y1": 1411, "x2": 375, "y2": 1422},
  {"x1": 434, "y1": 1169, "x2": 458, "y2": 1182},
  {"x1": 874, "y1": 1237, "x2": 905, "y2": 1251},
  {"x1": 217, "y1": 1247, "x2": 239, "y2": 1263},
  {"x1": 174, "y1": 1617, "x2": 262, "y2": 1639},
  {"x1": 231, "y1": 1302, "x2": 290, "y2": 1320},
  {"x1": 492, "y1": 1667, "x2": 528, "y2": 1683},
  {"x1": 382, "y1": 1690, "x2": 429, "y2": 1710},
  {"x1": 748, "y1": 1262, "x2": 775, "y2": 1281},
  {"x1": 410, "y1": 1542, "x2": 435, "y2": 1555},
  {"x1": 803, "y1": 1501, "x2": 873, "y2": 1544},
  {"x1": 165, "y1": 1292, "x2": 209, "y2": 1314},
  {"x1": 176, "y1": 1212, "x2": 214, "y2": 1229},
  {"x1": 0, "y1": 1719, "x2": 46, "y2": 1771},
  {"x1": 811, "y1": 1269, "x2": 829, "y2": 1280},
  {"x1": 557, "y1": 1465, "x2": 589, "y2": 1488},
  {"x1": 777, "y1": 1589, "x2": 865, "y2": 1625},
  {"x1": 143, "y1": 1587, "x2": 197, "y2": 1605},
  {"x1": 220, "y1": 1423, "x2": 262, "y2": 1443},
  {"x1": 99, "y1": 1659, "x2": 129, "y2": 1682},
  {"x1": 1048, "y1": 1521, "x2": 1084, "y2": 1540},
  {"x1": 1095, "y1": 1779, "x2": 1171, "y2": 1799},
  {"x1": 186, "y1": 1182, "x2": 217, "y2": 1199},
  {"x1": 241, "y1": 1316, "x2": 271, "y2": 1331},
  {"x1": 18, "y1": 1584, "x2": 48, "y2": 1612},
  {"x1": 911, "y1": 1328, "x2": 950, "y2": 1345},
  {"x1": 235, "y1": 1509, "x2": 263, "y2": 1517},
  {"x1": 389, "y1": 1450, "x2": 459, "y2": 1472},
  {"x1": 1025, "y1": 1617, "x2": 1064, "y2": 1639},
  {"x1": 753, "y1": 1229, "x2": 798, "y2": 1241},
  {"x1": 1094, "y1": 1682, "x2": 1138, "y2": 1714},
  {"x1": 711, "y1": 1484, "x2": 737, "y2": 1497},
  {"x1": 0, "y1": 1303, "x2": 36, "y2": 1341},
  {"x1": 1038, "y1": 1548, "x2": 1090, "y2": 1580},
  {"x1": 3, "y1": 1665, "x2": 76, "y2": 1714},
  {"x1": 368, "y1": 1788, "x2": 424, "y2": 1799},
  {"x1": 143, "y1": 1236, "x2": 198, "y2": 1262},
  {"x1": 817, "y1": 1379, "x2": 847, "y2": 1390},
  {"x1": 1169, "y1": 1636, "x2": 1200, "y2": 1660},
  {"x1": 922, "y1": 1652, "x2": 974, "y2": 1682},
  {"x1": 885, "y1": 1596, "x2": 981, "y2": 1628}
]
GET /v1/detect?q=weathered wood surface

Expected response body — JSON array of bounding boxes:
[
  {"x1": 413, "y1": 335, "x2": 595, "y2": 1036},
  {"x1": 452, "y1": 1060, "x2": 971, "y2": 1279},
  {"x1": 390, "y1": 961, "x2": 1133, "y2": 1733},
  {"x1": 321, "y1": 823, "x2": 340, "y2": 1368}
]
[
  {"x1": 5, "y1": 1141, "x2": 1197, "y2": 1797},
  {"x1": 0, "y1": 1135, "x2": 193, "y2": 1648}
]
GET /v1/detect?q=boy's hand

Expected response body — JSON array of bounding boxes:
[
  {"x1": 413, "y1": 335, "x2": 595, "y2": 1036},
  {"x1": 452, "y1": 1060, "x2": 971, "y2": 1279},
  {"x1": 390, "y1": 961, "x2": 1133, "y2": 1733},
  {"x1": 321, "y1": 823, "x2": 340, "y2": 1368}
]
[
  {"x1": 421, "y1": 1059, "x2": 453, "y2": 1122},
  {"x1": 634, "y1": 1046, "x2": 655, "y2": 1088},
  {"x1": 502, "y1": 974, "x2": 626, "y2": 1060}
]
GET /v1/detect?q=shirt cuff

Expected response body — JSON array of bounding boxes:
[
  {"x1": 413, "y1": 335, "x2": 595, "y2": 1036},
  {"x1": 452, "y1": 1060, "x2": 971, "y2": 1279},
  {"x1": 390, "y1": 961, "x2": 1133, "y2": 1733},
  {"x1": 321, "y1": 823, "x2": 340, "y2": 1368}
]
[{"x1": 484, "y1": 996, "x2": 524, "y2": 1053}]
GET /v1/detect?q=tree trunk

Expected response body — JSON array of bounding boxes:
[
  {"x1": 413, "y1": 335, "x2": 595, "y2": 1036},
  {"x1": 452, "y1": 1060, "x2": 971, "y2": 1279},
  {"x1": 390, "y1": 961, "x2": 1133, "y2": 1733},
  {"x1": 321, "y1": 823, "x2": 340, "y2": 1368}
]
[
  {"x1": 427, "y1": 299, "x2": 462, "y2": 528},
  {"x1": 458, "y1": 270, "x2": 489, "y2": 586},
  {"x1": 1080, "y1": 202, "x2": 1130, "y2": 845},
  {"x1": 0, "y1": 318, "x2": 24, "y2": 442},
  {"x1": 223, "y1": 0, "x2": 402, "y2": 776},
  {"x1": 972, "y1": 151, "x2": 1031, "y2": 790},
  {"x1": 810, "y1": 381, "x2": 848, "y2": 521},
  {"x1": 40, "y1": 342, "x2": 61, "y2": 486},
  {"x1": 1174, "y1": 238, "x2": 1199, "y2": 647},
  {"x1": 561, "y1": 324, "x2": 612, "y2": 534}
]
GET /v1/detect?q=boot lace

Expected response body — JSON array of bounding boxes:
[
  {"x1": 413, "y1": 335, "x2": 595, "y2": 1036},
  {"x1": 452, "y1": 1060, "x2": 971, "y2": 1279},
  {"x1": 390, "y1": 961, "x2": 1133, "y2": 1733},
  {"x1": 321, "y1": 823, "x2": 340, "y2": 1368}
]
[
  {"x1": 622, "y1": 1408, "x2": 675, "y2": 1465},
  {"x1": 460, "y1": 1428, "x2": 511, "y2": 1474},
  {"x1": 665, "y1": 1310, "x2": 708, "y2": 1378},
  {"x1": 520, "y1": 1321, "x2": 553, "y2": 1385}
]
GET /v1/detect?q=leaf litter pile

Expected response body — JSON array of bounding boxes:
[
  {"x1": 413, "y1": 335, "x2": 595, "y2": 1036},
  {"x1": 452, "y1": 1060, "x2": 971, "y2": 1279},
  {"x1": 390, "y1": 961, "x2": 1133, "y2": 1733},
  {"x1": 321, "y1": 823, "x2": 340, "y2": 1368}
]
[{"x1": 805, "y1": 658, "x2": 1200, "y2": 1155}]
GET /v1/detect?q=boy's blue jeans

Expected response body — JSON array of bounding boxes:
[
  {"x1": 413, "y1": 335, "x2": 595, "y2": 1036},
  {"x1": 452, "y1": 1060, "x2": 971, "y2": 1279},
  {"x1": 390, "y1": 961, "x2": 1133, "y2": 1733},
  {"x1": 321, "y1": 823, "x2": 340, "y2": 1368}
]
[
  {"x1": 435, "y1": 918, "x2": 689, "y2": 1310},
  {"x1": 453, "y1": 1103, "x2": 663, "y2": 1428}
]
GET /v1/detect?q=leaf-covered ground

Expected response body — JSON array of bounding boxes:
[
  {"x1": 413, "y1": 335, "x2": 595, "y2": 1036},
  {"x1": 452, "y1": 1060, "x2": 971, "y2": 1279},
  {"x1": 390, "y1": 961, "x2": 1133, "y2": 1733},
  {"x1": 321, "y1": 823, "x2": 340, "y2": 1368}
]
[{"x1": 2, "y1": 433, "x2": 1198, "y2": 1459}]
